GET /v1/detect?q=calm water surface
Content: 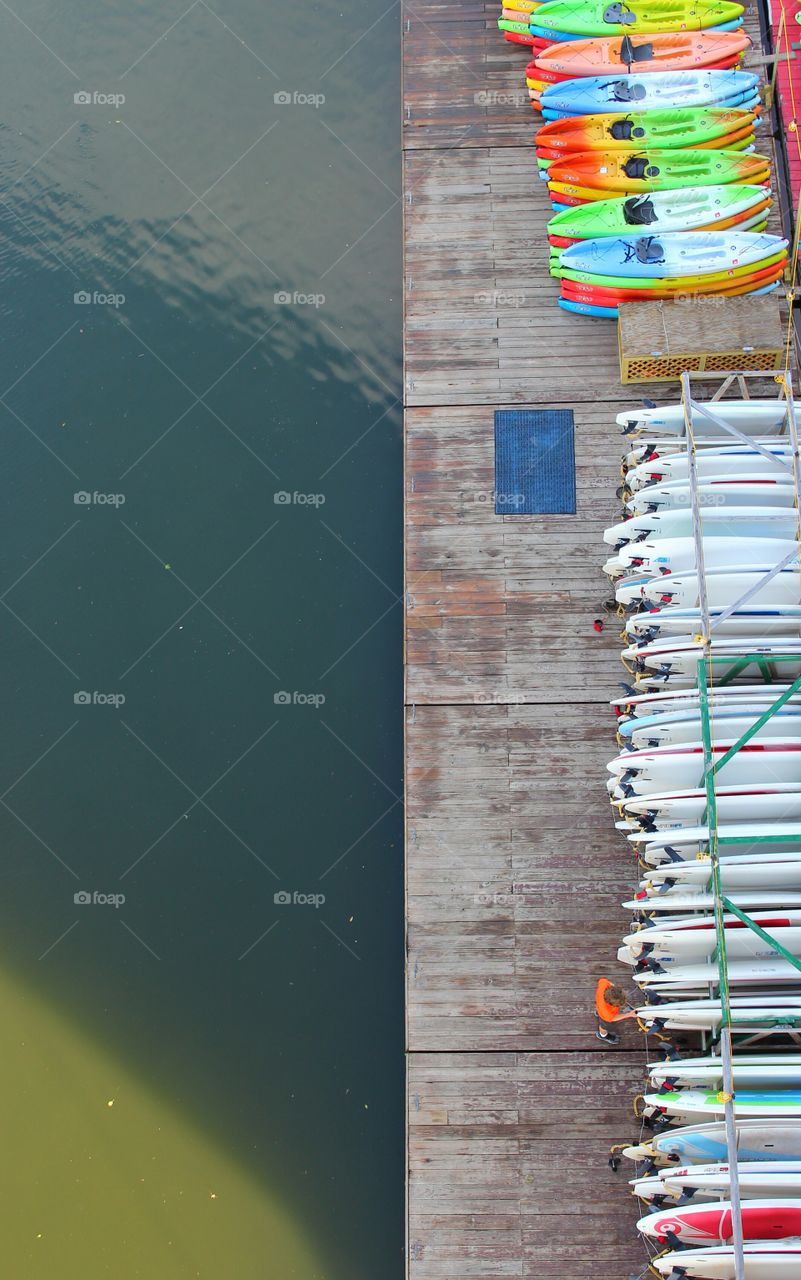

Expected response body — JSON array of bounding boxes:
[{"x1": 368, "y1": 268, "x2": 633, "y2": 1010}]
[{"x1": 0, "y1": 2, "x2": 402, "y2": 1276}]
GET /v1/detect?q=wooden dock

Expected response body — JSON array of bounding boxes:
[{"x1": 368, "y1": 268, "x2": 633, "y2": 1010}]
[
  {"x1": 402, "y1": 4, "x2": 792, "y2": 1276},
  {"x1": 402, "y1": 5, "x2": 651, "y2": 1276}
]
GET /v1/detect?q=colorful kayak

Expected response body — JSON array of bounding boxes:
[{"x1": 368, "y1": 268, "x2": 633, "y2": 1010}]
[
  {"x1": 547, "y1": 185, "x2": 771, "y2": 242},
  {"x1": 535, "y1": 106, "x2": 758, "y2": 155},
  {"x1": 545, "y1": 149, "x2": 771, "y2": 196},
  {"x1": 530, "y1": 32, "x2": 751, "y2": 90},
  {"x1": 539, "y1": 69, "x2": 760, "y2": 116},
  {"x1": 639, "y1": 1198, "x2": 801, "y2": 1245},
  {"x1": 559, "y1": 264, "x2": 785, "y2": 303},
  {"x1": 647, "y1": 1091, "x2": 801, "y2": 1119},
  {"x1": 530, "y1": 0, "x2": 744, "y2": 37},
  {"x1": 556, "y1": 230, "x2": 787, "y2": 277}
]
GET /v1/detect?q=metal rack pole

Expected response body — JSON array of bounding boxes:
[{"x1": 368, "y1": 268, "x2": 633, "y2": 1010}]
[{"x1": 681, "y1": 371, "x2": 746, "y2": 1280}]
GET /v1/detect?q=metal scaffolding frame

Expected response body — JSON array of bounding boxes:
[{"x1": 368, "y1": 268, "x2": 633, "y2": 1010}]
[{"x1": 669, "y1": 369, "x2": 801, "y2": 1280}]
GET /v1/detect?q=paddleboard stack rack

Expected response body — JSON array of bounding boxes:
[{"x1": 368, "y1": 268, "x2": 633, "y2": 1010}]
[{"x1": 608, "y1": 368, "x2": 801, "y2": 1279}]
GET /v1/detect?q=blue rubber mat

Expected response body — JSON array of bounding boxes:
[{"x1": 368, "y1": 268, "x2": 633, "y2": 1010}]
[{"x1": 494, "y1": 409, "x2": 576, "y2": 515}]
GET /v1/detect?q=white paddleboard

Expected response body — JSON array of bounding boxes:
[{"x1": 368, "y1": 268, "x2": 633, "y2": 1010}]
[
  {"x1": 653, "y1": 1240, "x2": 801, "y2": 1277},
  {"x1": 605, "y1": 507, "x2": 800, "y2": 548},
  {"x1": 616, "y1": 399, "x2": 794, "y2": 439},
  {"x1": 626, "y1": 475, "x2": 797, "y2": 513}
]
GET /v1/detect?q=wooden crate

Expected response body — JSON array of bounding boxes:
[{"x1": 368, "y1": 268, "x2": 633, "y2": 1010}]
[{"x1": 618, "y1": 295, "x2": 786, "y2": 383}]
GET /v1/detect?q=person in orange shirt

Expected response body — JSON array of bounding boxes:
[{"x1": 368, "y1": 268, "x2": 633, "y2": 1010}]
[{"x1": 595, "y1": 977, "x2": 636, "y2": 1045}]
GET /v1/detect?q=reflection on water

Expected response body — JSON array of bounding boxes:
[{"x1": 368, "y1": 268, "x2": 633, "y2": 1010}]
[
  {"x1": 0, "y1": 0, "x2": 402, "y2": 1275},
  {"x1": 0, "y1": 967, "x2": 328, "y2": 1277}
]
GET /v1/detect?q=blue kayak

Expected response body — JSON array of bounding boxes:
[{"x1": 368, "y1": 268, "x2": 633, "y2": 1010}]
[
  {"x1": 540, "y1": 69, "x2": 760, "y2": 116},
  {"x1": 559, "y1": 231, "x2": 787, "y2": 278}
]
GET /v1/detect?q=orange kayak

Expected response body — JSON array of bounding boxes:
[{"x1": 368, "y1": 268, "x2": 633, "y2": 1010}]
[{"x1": 531, "y1": 31, "x2": 751, "y2": 84}]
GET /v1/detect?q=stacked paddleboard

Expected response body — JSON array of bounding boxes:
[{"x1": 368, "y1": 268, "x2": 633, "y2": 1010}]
[{"x1": 604, "y1": 394, "x2": 801, "y2": 1278}]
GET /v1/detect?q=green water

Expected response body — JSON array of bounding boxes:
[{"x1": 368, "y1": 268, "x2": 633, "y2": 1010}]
[{"x1": 0, "y1": 2, "x2": 402, "y2": 1276}]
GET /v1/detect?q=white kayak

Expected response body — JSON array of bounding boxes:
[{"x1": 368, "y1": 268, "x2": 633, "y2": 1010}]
[
  {"x1": 606, "y1": 537, "x2": 799, "y2": 578},
  {"x1": 624, "y1": 444, "x2": 797, "y2": 491},
  {"x1": 626, "y1": 475, "x2": 797, "y2": 512},
  {"x1": 605, "y1": 506, "x2": 800, "y2": 547},
  {"x1": 622, "y1": 915, "x2": 801, "y2": 962},
  {"x1": 623, "y1": 636, "x2": 801, "y2": 683},
  {"x1": 625, "y1": 608, "x2": 801, "y2": 642},
  {"x1": 616, "y1": 687, "x2": 801, "y2": 717},
  {"x1": 639, "y1": 851, "x2": 801, "y2": 887},
  {"x1": 608, "y1": 740, "x2": 801, "y2": 794},
  {"x1": 632, "y1": 956, "x2": 801, "y2": 987},
  {"x1": 634, "y1": 1161, "x2": 801, "y2": 1202},
  {"x1": 650, "y1": 1056, "x2": 801, "y2": 1088},
  {"x1": 636, "y1": 1118, "x2": 801, "y2": 1164},
  {"x1": 631, "y1": 821, "x2": 801, "y2": 857},
  {"x1": 627, "y1": 889, "x2": 801, "y2": 912},
  {"x1": 617, "y1": 398, "x2": 795, "y2": 438},
  {"x1": 653, "y1": 1241, "x2": 801, "y2": 1278},
  {"x1": 636, "y1": 996, "x2": 801, "y2": 1032},
  {"x1": 640, "y1": 566, "x2": 801, "y2": 609},
  {"x1": 623, "y1": 711, "x2": 801, "y2": 748},
  {"x1": 621, "y1": 789, "x2": 801, "y2": 831},
  {"x1": 623, "y1": 436, "x2": 792, "y2": 469}
]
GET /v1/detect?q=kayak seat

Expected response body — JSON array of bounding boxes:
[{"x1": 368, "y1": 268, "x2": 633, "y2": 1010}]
[
  {"x1": 623, "y1": 195, "x2": 658, "y2": 225},
  {"x1": 610, "y1": 118, "x2": 635, "y2": 139},
  {"x1": 620, "y1": 35, "x2": 654, "y2": 63},
  {"x1": 623, "y1": 155, "x2": 659, "y2": 179},
  {"x1": 604, "y1": 3, "x2": 637, "y2": 21},
  {"x1": 632, "y1": 236, "x2": 666, "y2": 264},
  {"x1": 611, "y1": 80, "x2": 647, "y2": 101}
]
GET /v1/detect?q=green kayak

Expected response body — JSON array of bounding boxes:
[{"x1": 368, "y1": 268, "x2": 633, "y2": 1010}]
[
  {"x1": 546, "y1": 184, "x2": 770, "y2": 240},
  {"x1": 531, "y1": 0, "x2": 744, "y2": 37}
]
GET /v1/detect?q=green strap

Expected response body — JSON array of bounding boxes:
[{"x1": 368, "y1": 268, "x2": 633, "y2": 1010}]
[
  {"x1": 721, "y1": 896, "x2": 801, "y2": 975},
  {"x1": 712, "y1": 673, "x2": 801, "y2": 775}
]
